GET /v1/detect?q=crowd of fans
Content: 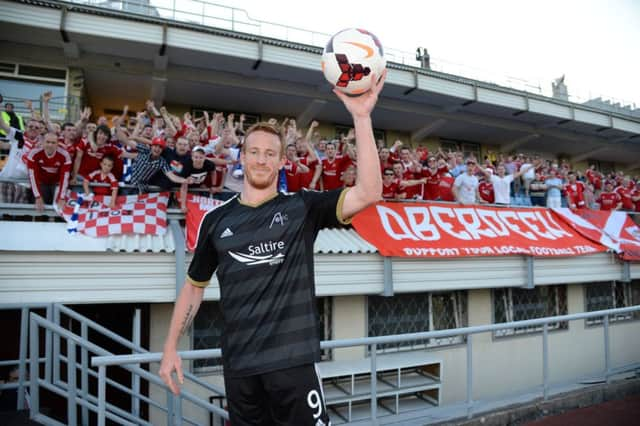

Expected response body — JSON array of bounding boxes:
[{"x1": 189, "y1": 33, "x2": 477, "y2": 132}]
[
  {"x1": 380, "y1": 146, "x2": 640, "y2": 213},
  {"x1": 0, "y1": 91, "x2": 639, "y2": 215}
]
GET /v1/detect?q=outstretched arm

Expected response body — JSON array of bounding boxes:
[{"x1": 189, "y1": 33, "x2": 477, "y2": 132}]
[{"x1": 334, "y1": 70, "x2": 387, "y2": 219}]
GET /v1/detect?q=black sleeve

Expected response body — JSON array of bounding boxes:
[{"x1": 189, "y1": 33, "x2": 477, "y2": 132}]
[
  {"x1": 300, "y1": 188, "x2": 350, "y2": 235},
  {"x1": 187, "y1": 209, "x2": 220, "y2": 287}
]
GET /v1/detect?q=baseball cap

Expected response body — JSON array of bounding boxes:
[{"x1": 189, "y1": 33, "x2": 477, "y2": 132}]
[
  {"x1": 151, "y1": 137, "x2": 166, "y2": 149},
  {"x1": 193, "y1": 145, "x2": 206, "y2": 153}
]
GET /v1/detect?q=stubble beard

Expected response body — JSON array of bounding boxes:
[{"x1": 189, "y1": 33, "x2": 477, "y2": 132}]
[{"x1": 245, "y1": 167, "x2": 278, "y2": 190}]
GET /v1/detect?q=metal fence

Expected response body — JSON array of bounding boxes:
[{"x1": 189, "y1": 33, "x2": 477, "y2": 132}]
[
  {"x1": 0, "y1": 95, "x2": 83, "y2": 124},
  {"x1": 85, "y1": 304, "x2": 640, "y2": 426}
]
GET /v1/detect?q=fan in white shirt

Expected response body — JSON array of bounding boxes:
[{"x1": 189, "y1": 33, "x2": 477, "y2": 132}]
[{"x1": 478, "y1": 163, "x2": 534, "y2": 205}]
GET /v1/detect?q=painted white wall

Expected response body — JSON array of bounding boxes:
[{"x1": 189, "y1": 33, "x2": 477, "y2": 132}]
[
  {"x1": 332, "y1": 295, "x2": 367, "y2": 360},
  {"x1": 149, "y1": 303, "x2": 227, "y2": 426},
  {"x1": 147, "y1": 283, "x2": 640, "y2": 421}
]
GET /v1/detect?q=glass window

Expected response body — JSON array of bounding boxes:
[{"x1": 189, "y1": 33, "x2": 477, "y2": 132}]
[
  {"x1": 368, "y1": 292, "x2": 467, "y2": 353},
  {"x1": 585, "y1": 280, "x2": 640, "y2": 325},
  {"x1": 493, "y1": 286, "x2": 568, "y2": 337}
]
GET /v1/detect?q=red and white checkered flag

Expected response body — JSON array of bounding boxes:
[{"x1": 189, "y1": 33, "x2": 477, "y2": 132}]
[{"x1": 58, "y1": 191, "x2": 170, "y2": 237}]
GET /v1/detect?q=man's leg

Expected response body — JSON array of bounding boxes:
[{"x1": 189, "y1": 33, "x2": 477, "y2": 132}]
[
  {"x1": 262, "y1": 364, "x2": 330, "y2": 426},
  {"x1": 224, "y1": 374, "x2": 270, "y2": 426}
]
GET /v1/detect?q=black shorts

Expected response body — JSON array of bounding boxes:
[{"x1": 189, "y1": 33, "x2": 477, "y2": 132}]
[{"x1": 224, "y1": 363, "x2": 330, "y2": 426}]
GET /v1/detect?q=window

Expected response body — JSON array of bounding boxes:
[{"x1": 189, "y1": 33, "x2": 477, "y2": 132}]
[
  {"x1": 368, "y1": 292, "x2": 467, "y2": 353},
  {"x1": 493, "y1": 286, "x2": 568, "y2": 337},
  {"x1": 192, "y1": 301, "x2": 224, "y2": 374},
  {"x1": 585, "y1": 280, "x2": 640, "y2": 325},
  {"x1": 192, "y1": 298, "x2": 332, "y2": 374},
  {"x1": 440, "y1": 139, "x2": 481, "y2": 161}
]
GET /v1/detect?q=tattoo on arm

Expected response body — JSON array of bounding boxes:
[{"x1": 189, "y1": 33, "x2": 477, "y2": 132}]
[{"x1": 179, "y1": 304, "x2": 194, "y2": 336}]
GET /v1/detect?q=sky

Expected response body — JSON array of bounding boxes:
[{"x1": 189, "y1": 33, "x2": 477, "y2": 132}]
[{"x1": 155, "y1": 0, "x2": 640, "y2": 107}]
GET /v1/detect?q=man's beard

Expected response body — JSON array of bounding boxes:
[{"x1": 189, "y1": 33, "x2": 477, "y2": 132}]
[{"x1": 245, "y1": 166, "x2": 278, "y2": 190}]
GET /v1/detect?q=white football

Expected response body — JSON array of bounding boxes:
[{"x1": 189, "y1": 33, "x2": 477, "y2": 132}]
[{"x1": 321, "y1": 28, "x2": 386, "y2": 95}]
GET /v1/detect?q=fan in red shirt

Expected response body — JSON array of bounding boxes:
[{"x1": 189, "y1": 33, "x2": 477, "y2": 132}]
[
  {"x1": 478, "y1": 176, "x2": 495, "y2": 204},
  {"x1": 26, "y1": 132, "x2": 72, "y2": 211},
  {"x1": 419, "y1": 156, "x2": 449, "y2": 200},
  {"x1": 438, "y1": 173, "x2": 455, "y2": 202},
  {"x1": 585, "y1": 165, "x2": 603, "y2": 191},
  {"x1": 564, "y1": 172, "x2": 586, "y2": 209},
  {"x1": 321, "y1": 141, "x2": 349, "y2": 191},
  {"x1": 21, "y1": 118, "x2": 43, "y2": 156},
  {"x1": 632, "y1": 181, "x2": 640, "y2": 213},
  {"x1": 596, "y1": 182, "x2": 621, "y2": 211},
  {"x1": 72, "y1": 125, "x2": 125, "y2": 182},
  {"x1": 283, "y1": 143, "x2": 312, "y2": 192},
  {"x1": 381, "y1": 168, "x2": 403, "y2": 199},
  {"x1": 378, "y1": 147, "x2": 394, "y2": 173},
  {"x1": 83, "y1": 155, "x2": 119, "y2": 209},
  {"x1": 294, "y1": 137, "x2": 320, "y2": 190},
  {"x1": 615, "y1": 177, "x2": 635, "y2": 211}
]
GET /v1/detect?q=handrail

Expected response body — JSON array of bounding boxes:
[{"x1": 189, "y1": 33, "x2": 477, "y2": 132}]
[
  {"x1": 57, "y1": 0, "x2": 638, "y2": 108},
  {"x1": 28, "y1": 311, "x2": 230, "y2": 425},
  {"x1": 90, "y1": 305, "x2": 640, "y2": 423},
  {"x1": 92, "y1": 305, "x2": 640, "y2": 367},
  {"x1": 56, "y1": 304, "x2": 226, "y2": 396}
]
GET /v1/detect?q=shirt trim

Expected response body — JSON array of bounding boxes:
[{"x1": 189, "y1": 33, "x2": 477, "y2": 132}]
[
  {"x1": 336, "y1": 187, "x2": 352, "y2": 225},
  {"x1": 238, "y1": 191, "x2": 279, "y2": 208},
  {"x1": 187, "y1": 275, "x2": 210, "y2": 288}
]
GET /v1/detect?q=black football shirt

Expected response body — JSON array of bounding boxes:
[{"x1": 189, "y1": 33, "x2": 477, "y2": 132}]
[{"x1": 188, "y1": 188, "x2": 349, "y2": 377}]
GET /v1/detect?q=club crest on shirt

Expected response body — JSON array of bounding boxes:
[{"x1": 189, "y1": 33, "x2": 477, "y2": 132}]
[{"x1": 269, "y1": 212, "x2": 288, "y2": 228}]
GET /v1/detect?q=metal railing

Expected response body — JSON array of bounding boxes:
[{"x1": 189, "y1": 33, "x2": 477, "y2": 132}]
[
  {"x1": 60, "y1": 0, "x2": 638, "y2": 109},
  {"x1": 0, "y1": 95, "x2": 83, "y2": 124},
  {"x1": 0, "y1": 303, "x2": 228, "y2": 426},
  {"x1": 89, "y1": 305, "x2": 640, "y2": 425},
  {"x1": 0, "y1": 303, "x2": 53, "y2": 412}
]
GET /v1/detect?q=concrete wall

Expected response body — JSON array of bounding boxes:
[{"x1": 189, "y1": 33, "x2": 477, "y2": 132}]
[{"x1": 148, "y1": 282, "x2": 640, "y2": 417}]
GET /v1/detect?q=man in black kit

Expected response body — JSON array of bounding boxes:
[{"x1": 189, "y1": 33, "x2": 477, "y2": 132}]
[{"x1": 159, "y1": 70, "x2": 386, "y2": 425}]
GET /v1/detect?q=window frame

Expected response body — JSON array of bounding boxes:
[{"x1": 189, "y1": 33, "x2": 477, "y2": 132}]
[
  {"x1": 584, "y1": 280, "x2": 639, "y2": 326},
  {"x1": 492, "y1": 285, "x2": 568, "y2": 338},
  {"x1": 367, "y1": 291, "x2": 467, "y2": 355}
]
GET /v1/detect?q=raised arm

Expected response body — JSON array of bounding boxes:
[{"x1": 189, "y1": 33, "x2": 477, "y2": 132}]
[
  {"x1": 334, "y1": 70, "x2": 386, "y2": 219},
  {"x1": 513, "y1": 163, "x2": 534, "y2": 179},
  {"x1": 41, "y1": 91, "x2": 56, "y2": 132}
]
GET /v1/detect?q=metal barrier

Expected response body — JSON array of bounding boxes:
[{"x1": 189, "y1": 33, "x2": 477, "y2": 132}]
[
  {"x1": 0, "y1": 303, "x2": 226, "y2": 425},
  {"x1": 0, "y1": 95, "x2": 83, "y2": 124},
  {"x1": 90, "y1": 305, "x2": 640, "y2": 425},
  {"x1": 0, "y1": 303, "x2": 53, "y2": 412}
]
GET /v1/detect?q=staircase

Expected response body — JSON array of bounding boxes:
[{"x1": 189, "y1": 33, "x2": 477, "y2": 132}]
[{"x1": 0, "y1": 303, "x2": 228, "y2": 426}]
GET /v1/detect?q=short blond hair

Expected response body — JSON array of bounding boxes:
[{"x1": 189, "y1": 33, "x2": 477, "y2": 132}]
[{"x1": 242, "y1": 122, "x2": 286, "y2": 158}]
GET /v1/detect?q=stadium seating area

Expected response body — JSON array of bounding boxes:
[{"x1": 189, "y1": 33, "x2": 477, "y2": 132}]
[{"x1": 1, "y1": 92, "x2": 639, "y2": 214}]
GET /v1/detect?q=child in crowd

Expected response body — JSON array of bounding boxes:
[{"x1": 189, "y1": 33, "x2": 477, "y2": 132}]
[{"x1": 83, "y1": 155, "x2": 119, "y2": 209}]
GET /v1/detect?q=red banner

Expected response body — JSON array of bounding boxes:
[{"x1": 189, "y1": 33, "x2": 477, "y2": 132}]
[
  {"x1": 552, "y1": 209, "x2": 640, "y2": 261},
  {"x1": 185, "y1": 194, "x2": 226, "y2": 251},
  {"x1": 351, "y1": 202, "x2": 608, "y2": 258}
]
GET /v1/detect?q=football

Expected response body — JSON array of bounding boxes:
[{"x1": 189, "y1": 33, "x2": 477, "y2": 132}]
[{"x1": 321, "y1": 28, "x2": 386, "y2": 95}]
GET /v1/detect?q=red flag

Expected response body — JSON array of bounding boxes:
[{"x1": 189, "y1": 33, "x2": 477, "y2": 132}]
[{"x1": 185, "y1": 194, "x2": 225, "y2": 251}]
